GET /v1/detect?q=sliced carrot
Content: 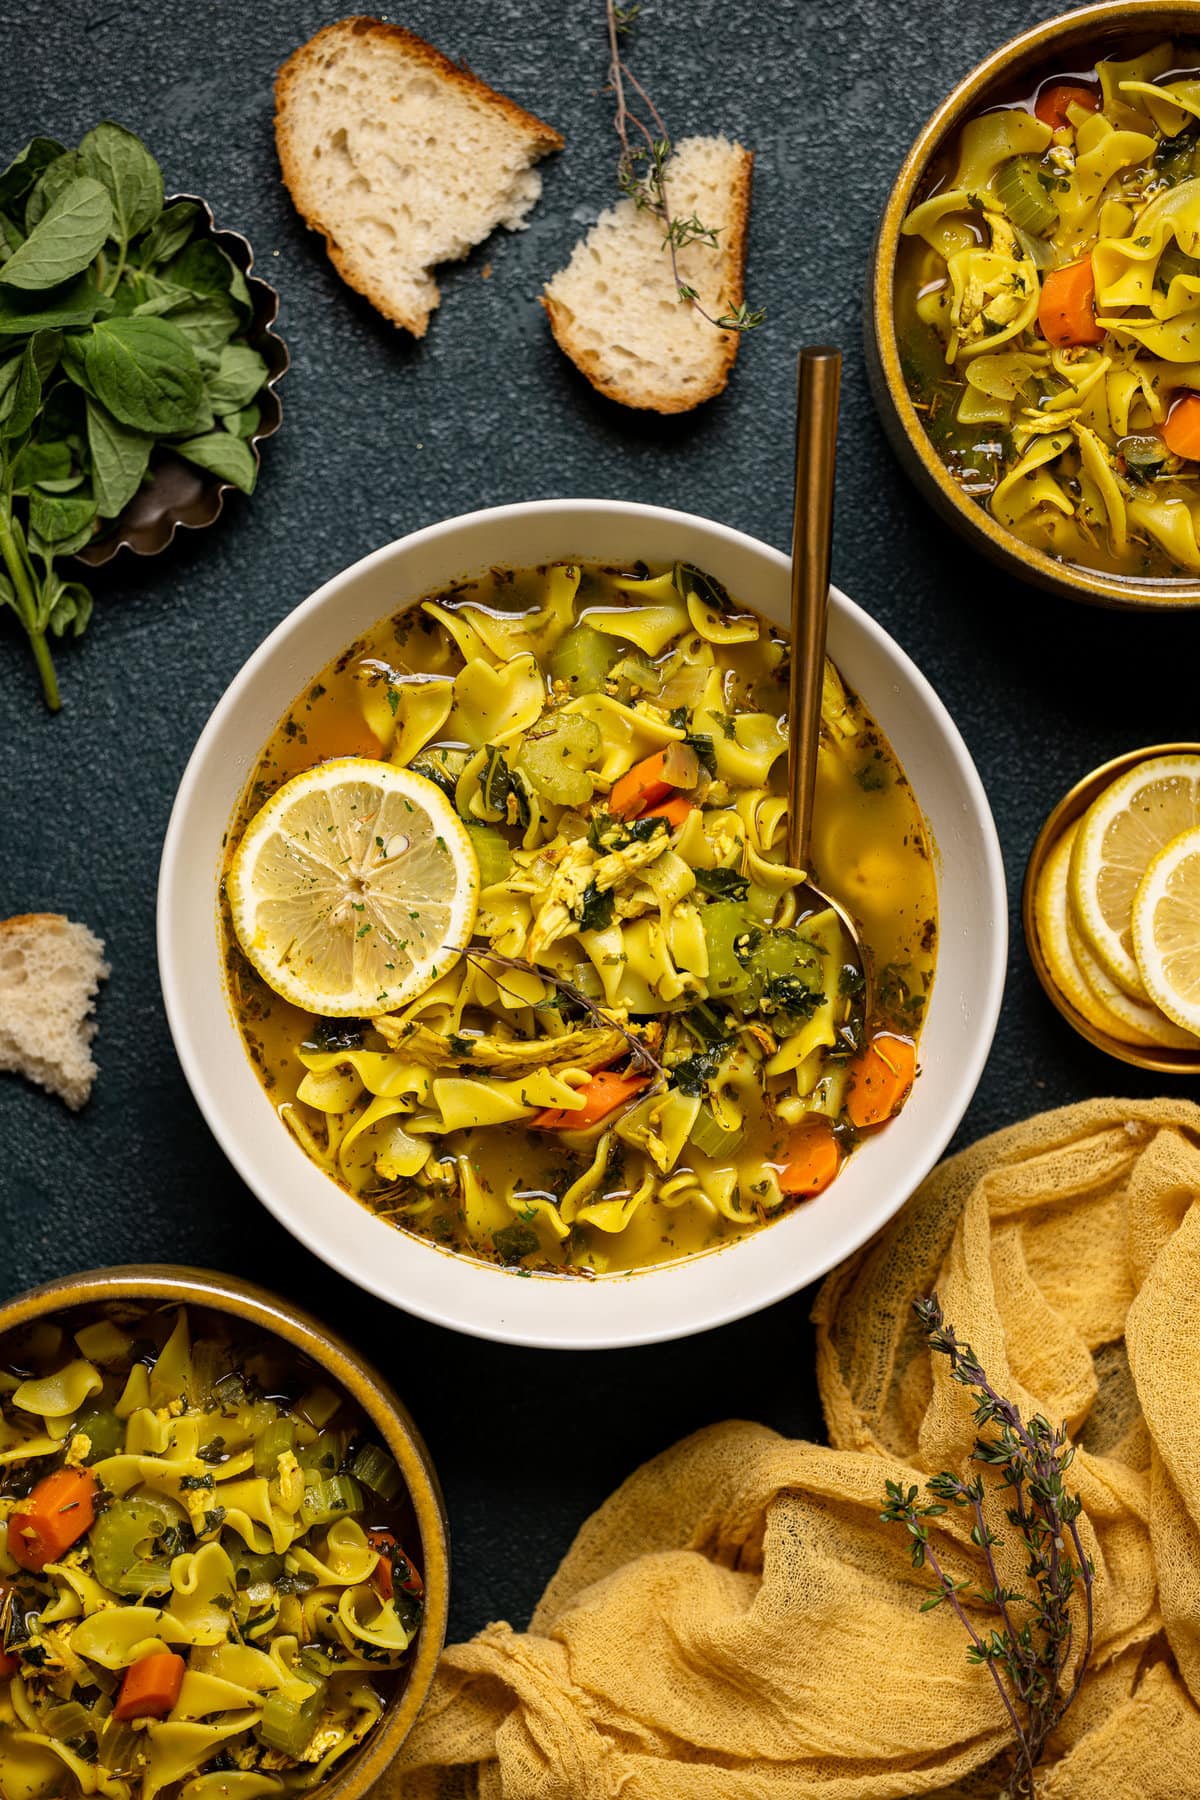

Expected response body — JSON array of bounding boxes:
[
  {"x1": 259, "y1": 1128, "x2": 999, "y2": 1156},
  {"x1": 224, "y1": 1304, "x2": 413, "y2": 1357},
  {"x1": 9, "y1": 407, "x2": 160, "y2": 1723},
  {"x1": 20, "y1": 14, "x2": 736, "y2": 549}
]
[
  {"x1": 1161, "y1": 392, "x2": 1200, "y2": 461},
  {"x1": 777, "y1": 1118, "x2": 841, "y2": 1197},
  {"x1": 1034, "y1": 82, "x2": 1099, "y2": 130},
  {"x1": 7, "y1": 1467, "x2": 97, "y2": 1572},
  {"x1": 113, "y1": 1649, "x2": 186, "y2": 1722},
  {"x1": 531, "y1": 1069, "x2": 649, "y2": 1130},
  {"x1": 1038, "y1": 259, "x2": 1105, "y2": 348},
  {"x1": 367, "y1": 1527, "x2": 424, "y2": 1602},
  {"x1": 846, "y1": 1032, "x2": 917, "y2": 1129},
  {"x1": 641, "y1": 794, "x2": 694, "y2": 828},
  {"x1": 609, "y1": 742, "x2": 699, "y2": 819}
]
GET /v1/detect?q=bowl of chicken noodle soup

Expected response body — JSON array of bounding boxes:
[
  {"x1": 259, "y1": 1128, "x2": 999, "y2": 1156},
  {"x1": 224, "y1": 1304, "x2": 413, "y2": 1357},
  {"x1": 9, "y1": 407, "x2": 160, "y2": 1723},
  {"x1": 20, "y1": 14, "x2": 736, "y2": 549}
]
[
  {"x1": 0, "y1": 1266, "x2": 447, "y2": 1800},
  {"x1": 869, "y1": 1, "x2": 1200, "y2": 607},
  {"x1": 159, "y1": 502, "x2": 1006, "y2": 1348}
]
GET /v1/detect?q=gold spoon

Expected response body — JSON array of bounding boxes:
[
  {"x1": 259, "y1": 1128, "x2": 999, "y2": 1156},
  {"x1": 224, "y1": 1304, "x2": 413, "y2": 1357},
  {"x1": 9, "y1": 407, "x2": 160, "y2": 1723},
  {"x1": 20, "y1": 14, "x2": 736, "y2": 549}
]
[{"x1": 782, "y1": 346, "x2": 870, "y2": 1003}]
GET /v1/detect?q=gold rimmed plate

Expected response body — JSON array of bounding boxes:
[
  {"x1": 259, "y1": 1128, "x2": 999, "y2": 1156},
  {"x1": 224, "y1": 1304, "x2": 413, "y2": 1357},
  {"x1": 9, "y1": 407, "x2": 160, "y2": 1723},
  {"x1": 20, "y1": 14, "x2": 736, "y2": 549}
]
[{"x1": 1023, "y1": 741, "x2": 1200, "y2": 1073}]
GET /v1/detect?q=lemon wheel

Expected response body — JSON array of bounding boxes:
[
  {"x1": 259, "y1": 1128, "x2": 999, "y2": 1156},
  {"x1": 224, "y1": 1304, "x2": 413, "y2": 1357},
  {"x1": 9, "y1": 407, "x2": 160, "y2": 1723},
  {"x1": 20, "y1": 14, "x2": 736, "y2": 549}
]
[
  {"x1": 1132, "y1": 824, "x2": 1200, "y2": 1039},
  {"x1": 228, "y1": 758, "x2": 479, "y2": 1017},
  {"x1": 1035, "y1": 825, "x2": 1161, "y2": 1047},
  {"x1": 1070, "y1": 754, "x2": 1200, "y2": 999}
]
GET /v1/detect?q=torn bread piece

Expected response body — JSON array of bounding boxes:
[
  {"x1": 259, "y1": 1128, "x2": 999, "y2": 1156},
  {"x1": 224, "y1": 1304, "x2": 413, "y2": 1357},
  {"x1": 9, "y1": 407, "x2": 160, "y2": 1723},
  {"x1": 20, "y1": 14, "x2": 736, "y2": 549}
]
[
  {"x1": 0, "y1": 914, "x2": 110, "y2": 1110},
  {"x1": 542, "y1": 135, "x2": 754, "y2": 413},
  {"x1": 275, "y1": 15, "x2": 563, "y2": 336}
]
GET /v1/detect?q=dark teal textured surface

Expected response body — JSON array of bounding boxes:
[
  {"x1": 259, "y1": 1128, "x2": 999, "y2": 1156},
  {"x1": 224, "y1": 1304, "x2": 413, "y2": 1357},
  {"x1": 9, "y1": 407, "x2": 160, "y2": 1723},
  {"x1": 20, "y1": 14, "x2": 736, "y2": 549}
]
[{"x1": 1, "y1": 0, "x2": 1196, "y2": 1642}]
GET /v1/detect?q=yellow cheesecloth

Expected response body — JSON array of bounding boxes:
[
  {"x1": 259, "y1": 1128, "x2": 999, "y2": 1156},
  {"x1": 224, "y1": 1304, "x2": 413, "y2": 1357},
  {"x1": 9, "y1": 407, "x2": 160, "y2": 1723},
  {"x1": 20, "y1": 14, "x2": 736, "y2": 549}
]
[{"x1": 386, "y1": 1098, "x2": 1200, "y2": 1798}]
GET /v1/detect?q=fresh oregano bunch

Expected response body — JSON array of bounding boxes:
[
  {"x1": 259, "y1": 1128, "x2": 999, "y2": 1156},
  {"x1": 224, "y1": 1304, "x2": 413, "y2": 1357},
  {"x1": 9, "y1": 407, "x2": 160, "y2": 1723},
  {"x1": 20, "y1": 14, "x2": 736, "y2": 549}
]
[
  {"x1": 881, "y1": 1295, "x2": 1095, "y2": 1799},
  {"x1": 0, "y1": 124, "x2": 272, "y2": 709},
  {"x1": 604, "y1": 2, "x2": 764, "y2": 333}
]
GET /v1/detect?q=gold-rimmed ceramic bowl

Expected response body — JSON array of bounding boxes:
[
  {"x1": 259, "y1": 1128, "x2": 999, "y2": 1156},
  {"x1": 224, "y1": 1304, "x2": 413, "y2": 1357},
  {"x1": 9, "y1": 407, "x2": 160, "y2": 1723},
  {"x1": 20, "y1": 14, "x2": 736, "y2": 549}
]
[
  {"x1": 1024, "y1": 742, "x2": 1200, "y2": 1070},
  {"x1": 0, "y1": 1264, "x2": 448, "y2": 1800},
  {"x1": 866, "y1": 0, "x2": 1200, "y2": 611}
]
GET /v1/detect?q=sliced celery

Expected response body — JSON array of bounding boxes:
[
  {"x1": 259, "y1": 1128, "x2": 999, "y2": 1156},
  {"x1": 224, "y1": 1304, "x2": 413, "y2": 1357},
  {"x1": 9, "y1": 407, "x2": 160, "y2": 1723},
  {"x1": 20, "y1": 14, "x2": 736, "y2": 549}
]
[
  {"x1": 701, "y1": 901, "x2": 758, "y2": 997},
  {"x1": 994, "y1": 157, "x2": 1057, "y2": 236},
  {"x1": 349, "y1": 1442, "x2": 403, "y2": 1502},
  {"x1": 517, "y1": 713, "x2": 602, "y2": 806},
  {"x1": 688, "y1": 1110, "x2": 747, "y2": 1160},
  {"x1": 259, "y1": 1680, "x2": 325, "y2": 1757},
  {"x1": 253, "y1": 1415, "x2": 296, "y2": 1480},
  {"x1": 300, "y1": 1474, "x2": 364, "y2": 1527},
  {"x1": 89, "y1": 1497, "x2": 179, "y2": 1597},
  {"x1": 547, "y1": 625, "x2": 615, "y2": 695},
  {"x1": 75, "y1": 1406, "x2": 124, "y2": 1462},
  {"x1": 230, "y1": 1547, "x2": 285, "y2": 1591},
  {"x1": 466, "y1": 824, "x2": 513, "y2": 887}
]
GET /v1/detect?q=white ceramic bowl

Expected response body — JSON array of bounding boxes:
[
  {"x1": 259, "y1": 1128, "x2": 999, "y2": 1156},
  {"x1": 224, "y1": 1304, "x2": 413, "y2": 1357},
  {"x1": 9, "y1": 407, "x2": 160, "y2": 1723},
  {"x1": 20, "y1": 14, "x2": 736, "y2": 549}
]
[{"x1": 159, "y1": 501, "x2": 1006, "y2": 1349}]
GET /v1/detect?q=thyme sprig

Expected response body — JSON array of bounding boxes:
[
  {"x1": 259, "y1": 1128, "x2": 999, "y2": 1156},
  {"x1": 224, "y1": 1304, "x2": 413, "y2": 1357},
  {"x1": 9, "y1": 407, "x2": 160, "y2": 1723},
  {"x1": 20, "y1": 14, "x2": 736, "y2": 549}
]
[
  {"x1": 603, "y1": 1, "x2": 764, "y2": 333},
  {"x1": 881, "y1": 1295, "x2": 1095, "y2": 1799},
  {"x1": 455, "y1": 945, "x2": 667, "y2": 1084}
]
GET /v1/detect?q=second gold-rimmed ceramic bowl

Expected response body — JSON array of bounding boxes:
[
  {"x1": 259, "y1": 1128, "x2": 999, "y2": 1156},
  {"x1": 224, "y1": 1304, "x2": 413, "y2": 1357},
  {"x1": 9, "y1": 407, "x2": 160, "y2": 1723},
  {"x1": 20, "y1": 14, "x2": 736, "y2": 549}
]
[
  {"x1": 0, "y1": 1265, "x2": 449, "y2": 1800},
  {"x1": 1024, "y1": 742, "x2": 1200, "y2": 1071},
  {"x1": 866, "y1": 1, "x2": 1200, "y2": 611}
]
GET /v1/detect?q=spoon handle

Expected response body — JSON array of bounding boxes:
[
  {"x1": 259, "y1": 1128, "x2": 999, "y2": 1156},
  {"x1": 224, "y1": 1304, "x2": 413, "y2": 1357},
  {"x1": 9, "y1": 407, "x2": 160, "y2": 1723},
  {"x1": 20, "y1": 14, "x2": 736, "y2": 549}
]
[{"x1": 787, "y1": 346, "x2": 842, "y2": 873}]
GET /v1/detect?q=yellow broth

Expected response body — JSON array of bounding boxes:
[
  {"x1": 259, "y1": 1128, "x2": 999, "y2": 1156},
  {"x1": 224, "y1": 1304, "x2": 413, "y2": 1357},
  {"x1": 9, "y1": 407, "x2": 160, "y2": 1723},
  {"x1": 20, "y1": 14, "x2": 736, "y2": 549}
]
[{"x1": 221, "y1": 561, "x2": 937, "y2": 1276}]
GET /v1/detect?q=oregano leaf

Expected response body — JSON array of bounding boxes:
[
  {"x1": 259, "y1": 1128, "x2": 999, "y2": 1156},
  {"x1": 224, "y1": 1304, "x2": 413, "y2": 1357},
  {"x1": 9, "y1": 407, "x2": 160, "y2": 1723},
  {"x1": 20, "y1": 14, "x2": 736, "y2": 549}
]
[
  {"x1": 28, "y1": 487, "x2": 97, "y2": 549},
  {"x1": 79, "y1": 121, "x2": 162, "y2": 245},
  {"x1": 225, "y1": 399, "x2": 261, "y2": 440},
  {"x1": 24, "y1": 151, "x2": 86, "y2": 228},
  {"x1": 86, "y1": 398, "x2": 152, "y2": 518},
  {"x1": 1, "y1": 177, "x2": 113, "y2": 291},
  {"x1": 0, "y1": 274, "x2": 108, "y2": 335},
  {"x1": 0, "y1": 338, "x2": 44, "y2": 439},
  {"x1": 136, "y1": 199, "x2": 201, "y2": 268},
  {"x1": 47, "y1": 579, "x2": 94, "y2": 638},
  {"x1": 0, "y1": 137, "x2": 66, "y2": 212},
  {"x1": 85, "y1": 315, "x2": 206, "y2": 433},
  {"x1": 207, "y1": 341, "x2": 268, "y2": 413},
  {"x1": 174, "y1": 427, "x2": 257, "y2": 493}
]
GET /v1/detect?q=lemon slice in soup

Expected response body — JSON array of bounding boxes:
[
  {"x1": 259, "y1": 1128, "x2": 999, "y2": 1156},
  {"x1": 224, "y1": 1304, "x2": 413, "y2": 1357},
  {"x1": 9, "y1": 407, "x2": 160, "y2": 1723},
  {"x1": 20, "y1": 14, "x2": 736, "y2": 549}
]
[{"x1": 228, "y1": 758, "x2": 479, "y2": 1016}]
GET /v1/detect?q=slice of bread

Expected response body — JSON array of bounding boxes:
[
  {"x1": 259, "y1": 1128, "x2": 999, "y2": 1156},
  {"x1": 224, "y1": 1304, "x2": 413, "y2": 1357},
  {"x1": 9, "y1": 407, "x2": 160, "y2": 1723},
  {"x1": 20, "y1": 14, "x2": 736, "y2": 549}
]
[
  {"x1": 541, "y1": 136, "x2": 754, "y2": 414},
  {"x1": 0, "y1": 914, "x2": 109, "y2": 1111},
  {"x1": 275, "y1": 16, "x2": 563, "y2": 337}
]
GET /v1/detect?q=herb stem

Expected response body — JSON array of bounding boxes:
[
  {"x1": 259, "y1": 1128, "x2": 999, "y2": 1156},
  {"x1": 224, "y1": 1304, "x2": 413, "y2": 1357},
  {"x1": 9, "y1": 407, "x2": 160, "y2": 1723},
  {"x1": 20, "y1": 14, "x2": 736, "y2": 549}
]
[
  {"x1": 1062, "y1": 1516, "x2": 1095, "y2": 1714},
  {"x1": 602, "y1": 0, "x2": 763, "y2": 333},
  {"x1": 0, "y1": 502, "x2": 58, "y2": 711},
  {"x1": 103, "y1": 238, "x2": 127, "y2": 297},
  {"x1": 922, "y1": 1533, "x2": 1034, "y2": 1781}
]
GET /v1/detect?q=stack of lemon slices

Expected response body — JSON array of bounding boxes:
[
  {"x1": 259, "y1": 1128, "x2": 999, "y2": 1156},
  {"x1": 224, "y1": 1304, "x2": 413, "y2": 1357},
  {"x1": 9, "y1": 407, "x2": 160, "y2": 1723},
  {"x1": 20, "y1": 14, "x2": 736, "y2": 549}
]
[{"x1": 1034, "y1": 753, "x2": 1200, "y2": 1054}]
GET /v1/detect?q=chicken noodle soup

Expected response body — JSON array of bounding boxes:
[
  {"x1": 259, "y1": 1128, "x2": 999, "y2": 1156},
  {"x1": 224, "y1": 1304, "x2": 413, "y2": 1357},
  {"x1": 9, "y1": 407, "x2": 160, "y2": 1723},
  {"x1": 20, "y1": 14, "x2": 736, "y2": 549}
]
[
  {"x1": 222, "y1": 560, "x2": 937, "y2": 1275},
  {"x1": 898, "y1": 40, "x2": 1200, "y2": 580},
  {"x1": 0, "y1": 1305, "x2": 423, "y2": 1800}
]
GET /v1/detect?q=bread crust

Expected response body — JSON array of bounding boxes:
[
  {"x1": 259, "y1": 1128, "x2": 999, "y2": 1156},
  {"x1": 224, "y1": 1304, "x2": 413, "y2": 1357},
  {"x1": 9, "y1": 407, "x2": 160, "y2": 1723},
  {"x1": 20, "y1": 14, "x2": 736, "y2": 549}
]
[
  {"x1": 542, "y1": 144, "x2": 754, "y2": 414},
  {"x1": 0, "y1": 913, "x2": 67, "y2": 933},
  {"x1": 275, "y1": 15, "x2": 563, "y2": 335}
]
